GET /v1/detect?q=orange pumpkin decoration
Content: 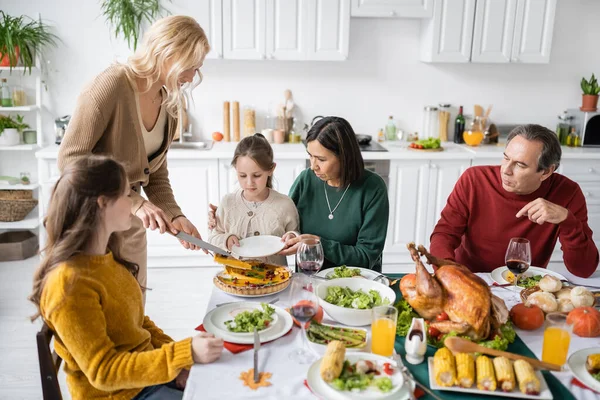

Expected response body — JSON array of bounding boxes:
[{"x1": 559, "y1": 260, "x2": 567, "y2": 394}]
[
  {"x1": 567, "y1": 307, "x2": 600, "y2": 338},
  {"x1": 509, "y1": 303, "x2": 544, "y2": 331}
]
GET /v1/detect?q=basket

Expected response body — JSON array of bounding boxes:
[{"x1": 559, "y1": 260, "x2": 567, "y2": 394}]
[
  {"x1": 0, "y1": 231, "x2": 38, "y2": 261},
  {"x1": 0, "y1": 189, "x2": 33, "y2": 200},
  {"x1": 0, "y1": 198, "x2": 38, "y2": 222}
]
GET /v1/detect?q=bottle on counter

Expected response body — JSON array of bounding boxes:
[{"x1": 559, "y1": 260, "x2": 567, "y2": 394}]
[
  {"x1": 1, "y1": 79, "x2": 13, "y2": 107},
  {"x1": 454, "y1": 105, "x2": 465, "y2": 144},
  {"x1": 556, "y1": 110, "x2": 573, "y2": 146},
  {"x1": 566, "y1": 127, "x2": 580, "y2": 147},
  {"x1": 378, "y1": 128, "x2": 385, "y2": 142},
  {"x1": 385, "y1": 116, "x2": 397, "y2": 141}
]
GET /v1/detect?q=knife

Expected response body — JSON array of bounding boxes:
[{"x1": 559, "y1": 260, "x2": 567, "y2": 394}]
[
  {"x1": 253, "y1": 327, "x2": 260, "y2": 383},
  {"x1": 172, "y1": 231, "x2": 231, "y2": 257}
]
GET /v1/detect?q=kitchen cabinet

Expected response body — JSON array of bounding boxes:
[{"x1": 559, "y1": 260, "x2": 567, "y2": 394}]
[
  {"x1": 181, "y1": 0, "x2": 223, "y2": 59},
  {"x1": 351, "y1": 0, "x2": 433, "y2": 18},
  {"x1": 421, "y1": 0, "x2": 556, "y2": 64},
  {"x1": 222, "y1": 0, "x2": 350, "y2": 60}
]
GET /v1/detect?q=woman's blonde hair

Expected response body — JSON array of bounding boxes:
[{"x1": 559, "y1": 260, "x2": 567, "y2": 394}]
[
  {"x1": 125, "y1": 15, "x2": 210, "y2": 116},
  {"x1": 28, "y1": 155, "x2": 138, "y2": 321}
]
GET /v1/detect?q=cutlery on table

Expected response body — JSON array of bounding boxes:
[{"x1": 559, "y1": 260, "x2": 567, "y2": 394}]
[
  {"x1": 444, "y1": 337, "x2": 562, "y2": 371},
  {"x1": 216, "y1": 297, "x2": 280, "y2": 308},
  {"x1": 253, "y1": 327, "x2": 260, "y2": 383},
  {"x1": 394, "y1": 353, "x2": 443, "y2": 400}
]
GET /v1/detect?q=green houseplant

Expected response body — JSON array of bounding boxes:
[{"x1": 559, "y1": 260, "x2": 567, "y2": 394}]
[
  {"x1": 0, "y1": 11, "x2": 59, "y2": 73},
  {"x1": 581, "y1": 73, "x2": 600, "y2": 112},
  {"x1": 101, "y1": 0, "x2": 167, "y2": 50},
  {"x1": 0, "y1": 114, "x2": 28, "y2": 146}
]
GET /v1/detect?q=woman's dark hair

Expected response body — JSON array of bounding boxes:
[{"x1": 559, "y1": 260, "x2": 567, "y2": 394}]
[
  {"x1": 306, "y1": 116, "x2": 364, "y2": 188},
  {"x1": 231, "y1": 133, "x2": 275, "y2": 188}
]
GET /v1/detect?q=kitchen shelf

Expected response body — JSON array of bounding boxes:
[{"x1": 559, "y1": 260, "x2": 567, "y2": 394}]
[
  {"x1": 0, "y1": 66, "x2": 39, "y2": 74},
  {"x1": 0, "y1": 212, "x2": 40, "y2": 230},
  {"x1": 0, "y1": 144, "x2": 40, "y2": 151},
  {"x1": 0, "y1": 182, "x2": 39, "y2": 190},
  {"x1": 0, "y1": 105, "x2": 38, "y2": 112}
]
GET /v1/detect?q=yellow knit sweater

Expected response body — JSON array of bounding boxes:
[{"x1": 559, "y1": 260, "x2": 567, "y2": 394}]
[{"x1": 40, "y1": 252, "x2": 194, "y2": 399}]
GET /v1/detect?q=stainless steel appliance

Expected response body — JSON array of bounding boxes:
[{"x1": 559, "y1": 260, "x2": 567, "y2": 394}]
[
  {"x1": 567, "y1": 109, "x2": 600, "y2": 147},
  {"x1": 54, "y1": 115, "x2": 71, "y2": 145}
]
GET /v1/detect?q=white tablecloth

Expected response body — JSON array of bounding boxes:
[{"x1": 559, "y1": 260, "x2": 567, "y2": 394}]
[{"x1": 183, "y1": 266, "x2": 600, "y2": 400}]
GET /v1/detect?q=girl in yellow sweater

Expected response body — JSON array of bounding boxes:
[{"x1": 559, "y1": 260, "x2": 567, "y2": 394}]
[{"x1": 29, "y1": 156, "x2": 223, "y2": 400}]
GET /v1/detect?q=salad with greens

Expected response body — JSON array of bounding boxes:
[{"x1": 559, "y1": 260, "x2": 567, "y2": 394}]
[
  {"x1": 328, "y1": 265, "x2": 362, "y2": 279},
  {"x1": 224, "y1": 303, "x2": 275, "y2": 333},
  {"x1": 330, "y1": 360, "x2": 394, "y2": 393},
  {"x1": 516, "y1": 274, "x2": 543, "y2": 288},
  {"x1": 324, "y1": 286, "x2": 390, "y2": 309},
  {"x1": 395, "y1": 299, "x2": 516, "y2": 351},
  {"x1": 592, "y1": 371, "x2": 600, "y2": 382}
]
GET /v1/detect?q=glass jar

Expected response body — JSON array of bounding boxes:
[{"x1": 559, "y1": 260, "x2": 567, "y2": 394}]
[
  {"x1": 243, "y1": 106, "x2": 256, "y2": 137},
  {"x1": 463, "y1": 116, "x2": 484, "y2": 146},
  {"x1": 556, "y1": 110, "x2": 573, "y2": 146},
  {"x1": 422, "y1": 106, "x2": 439, "y2": 139}
]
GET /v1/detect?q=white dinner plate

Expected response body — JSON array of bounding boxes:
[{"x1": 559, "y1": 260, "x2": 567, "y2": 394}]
[
  {"x1": 202, "y1": 301, "x2": 293, "y2": 344},
  {"x1": 208, "y1": 302, "x2": 279, "y2": 337},
  {"x1": 427, "y1": 357, "x2": 553, "y2": 399},
  {"x1": 568, "y1": 347, "x2": 600, "y2": 393},
  {"x1": 490, "y1": 266, "x2": 567, "y2": 292},
  {"x1": 231, "y1": 235, "x2": 285, "y2": 258},
  {"x1": 306, "y1": 353, "x2": 410, "y2": 400},
  {"x1": 315, "y1": 266, "x2": 390, "y2": 286}
]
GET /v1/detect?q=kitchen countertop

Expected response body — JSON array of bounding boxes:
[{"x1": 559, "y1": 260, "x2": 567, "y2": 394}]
[{"x1": 35, "y1": 141, "x2": 600, "y2": 160}]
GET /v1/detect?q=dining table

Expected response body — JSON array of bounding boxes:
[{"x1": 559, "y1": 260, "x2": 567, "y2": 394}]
[{"x1": 183, "y1": 264, "x2": 600, "y2": 400}]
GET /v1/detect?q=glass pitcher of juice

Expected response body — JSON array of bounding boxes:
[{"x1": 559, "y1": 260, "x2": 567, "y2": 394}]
[
  {"x1": 542, "y1": 312, "x2": 573, "y2": 367},
  {"x1": 371, "y1": 305, "x2": 398, "y2": 357},
  {"x1": 463, "y1": 116, "x2": 484, "y2": 146}
]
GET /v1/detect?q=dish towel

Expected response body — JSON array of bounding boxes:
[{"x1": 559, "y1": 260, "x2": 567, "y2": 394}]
[{"x1": 195, "y1": 324, "x2": 292, "y2": 354}]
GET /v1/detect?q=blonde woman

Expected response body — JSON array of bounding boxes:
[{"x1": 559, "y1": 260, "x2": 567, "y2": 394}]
[{"x1": 58, "y1": 16, "x2": 209, "y2": 296}]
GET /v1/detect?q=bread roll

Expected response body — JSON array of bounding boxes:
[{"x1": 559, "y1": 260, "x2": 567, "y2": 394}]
[
  {"x1": 525, "y1": 291, "x2": 558, "y2": 313},
  {"x1": 555, "y1": 287, "x2": 572, "y2": 301},
  {"x1": 571, "y1": 286, "x2": 595, "y2": 308},
  {"x1": 539, "y1": 275, "x2": 562, "y2": 293},
  {"x1": 558, "y1": 298, "x2": 575, "y2": 313}
]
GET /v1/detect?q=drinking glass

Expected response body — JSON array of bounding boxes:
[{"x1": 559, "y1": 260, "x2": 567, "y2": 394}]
[
  {"x1": 287, "y1": 274, "x2": 319, "y2": 364},
  {"x1": 371, "y1": 305, "x2": 398, "y2": 357},
  {"x1": 296, "y1": 238, "x2": 324, "y2": 277},
  {"x1": 542, "y1": 312, "x2": 573, "y2": 368},
  {"x1": 505, "y1": 237, "x2": 531, "y2": 289}
]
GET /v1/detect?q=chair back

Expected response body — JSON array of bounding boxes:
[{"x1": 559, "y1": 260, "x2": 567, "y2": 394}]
[{"x1": 36, "y1": 323, "x2": 63, "y2": 400}]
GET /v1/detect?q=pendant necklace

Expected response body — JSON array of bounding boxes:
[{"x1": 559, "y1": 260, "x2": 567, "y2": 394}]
[{"x1": 324, "y1": 182, "x2": 350, "y2": 220}]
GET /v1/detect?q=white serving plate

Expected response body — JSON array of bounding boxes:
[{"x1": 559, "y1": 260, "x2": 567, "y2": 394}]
[
  {"x1": 427, "y1": 357, "x2": 553, "y2": 399},
  {"x1": 202, "y1": 301, "x2": 293, "y2": 344},
  {"x1": 208, "y1": 302, "x2": 279, "y2": 337},
  {"x1": 490, "y1": 266, "x2": 567, "y2": 292},
  {"x1": 568, "y1": 347, "x2": 600, "y2": 393},
  {"x1": 316, "y1": 266, "x2": 390, "y2": 286},
  {"x1": 231, "y1": 235, "x2": 285, "y2": 258},
  {"x1": 306, "y1": 353, "x2": 410, "y2": 400}
]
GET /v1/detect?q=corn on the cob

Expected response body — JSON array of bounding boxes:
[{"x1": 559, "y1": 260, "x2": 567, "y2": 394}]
[
  {"x1": 493, "y1": 357, "x2": 516, "y2": 392},
  {"x1": 514, "y1": 360, "x2": 540, "y2": 395},
  {"x1": 433, "y1": 348, "x2": 456, "y2": 387},
  {"x1": 320, "y1": 340, "x2": 345, "y2": 382},
  {"x1": 455, "y1": 353, "x2": 474, "y2": 388},
  {"x1": 476, "y1": 355, "x2": 497, "y2": 391},
  {"x1": 587, "y1": 354, "x2": 600, "y2": 372}
]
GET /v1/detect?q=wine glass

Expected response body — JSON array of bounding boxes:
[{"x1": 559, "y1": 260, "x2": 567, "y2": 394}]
[
  {"x1": 287, "y1": 274, "x2": 319, "y2": 364},
  {"x1": 505, "y1": 237, "x2": 531, "y2": 289},
  {"x1": 296, "y1": 237, "x2": 324, "y2": 277}
]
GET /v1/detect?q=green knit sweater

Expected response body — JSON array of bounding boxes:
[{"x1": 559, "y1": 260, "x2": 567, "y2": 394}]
[{"x1": 289, "y1": 169, "x2": 389, "y2": 272}]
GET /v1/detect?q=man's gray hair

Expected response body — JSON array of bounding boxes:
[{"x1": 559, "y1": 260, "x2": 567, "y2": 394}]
[{"x1": 506, "y1": 124, "x2": 562, "y2": 171}]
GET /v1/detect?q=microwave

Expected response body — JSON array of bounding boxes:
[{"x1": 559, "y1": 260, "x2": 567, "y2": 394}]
[{"x1": 567, "y1": 109, "x2": 600, "y2": 147}]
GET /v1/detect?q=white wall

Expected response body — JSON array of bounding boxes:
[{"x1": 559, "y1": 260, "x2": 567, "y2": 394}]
[{"x1": 1, "y1": 0, "x2": 600, "y2": 178}]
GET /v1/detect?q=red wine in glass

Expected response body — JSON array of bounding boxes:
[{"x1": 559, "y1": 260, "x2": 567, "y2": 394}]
[
  {"x1": 506, "y1": 259, "x2": 530, "y2": 275},
  {"x1": 298, "y1": 261, "x2": 321, "y2": 276},
  {"x1": 290, "y1": 304, "x2": 317, "y2": 323}
]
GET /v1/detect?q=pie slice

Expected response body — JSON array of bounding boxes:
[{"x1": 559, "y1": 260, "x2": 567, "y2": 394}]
[{"x1": 213, "y1": 255, "x2": 291, "y2": 296}]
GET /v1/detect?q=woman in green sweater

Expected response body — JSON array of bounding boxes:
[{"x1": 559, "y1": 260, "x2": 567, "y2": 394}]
[{"x1": 279, "y1": 117, "x2": 389, "y2": 272}]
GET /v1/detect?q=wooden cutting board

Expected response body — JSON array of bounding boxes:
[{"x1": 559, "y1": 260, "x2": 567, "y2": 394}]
[{"x1": 408, "y1": 146, "x2": 444, "y2": 152}]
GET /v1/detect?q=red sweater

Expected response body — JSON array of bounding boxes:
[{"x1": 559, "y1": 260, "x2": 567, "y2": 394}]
[{"x1": 430, "y1": 166, "x2": 598, "y2": 278}]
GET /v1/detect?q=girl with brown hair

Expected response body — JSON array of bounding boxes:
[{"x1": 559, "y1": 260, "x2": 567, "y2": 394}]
[
  {"x1": 208, "y1": 134, "x2": 299, "y2": 266},
  {"x1": 29, "y1": 156, "x2": 223, "y2": 400}
]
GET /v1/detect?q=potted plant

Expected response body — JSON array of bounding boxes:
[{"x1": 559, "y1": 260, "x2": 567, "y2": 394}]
[
  {"x1": 101, "y1": 0, "x2": 166, "y2": 50},
  {"x1": 0, "y1": 11, "x2": 58, "y2": 72},
  {"x1": 581, "y1": 73, "x2": 600, "y2": 112},
  {"x1": 0, "y1": 114, "x2": 28, "y2": 146}
]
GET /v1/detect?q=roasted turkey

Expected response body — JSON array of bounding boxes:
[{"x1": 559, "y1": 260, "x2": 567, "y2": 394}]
[{"x1": 400, "y1": 243, "x2": 509, "y2": 341}]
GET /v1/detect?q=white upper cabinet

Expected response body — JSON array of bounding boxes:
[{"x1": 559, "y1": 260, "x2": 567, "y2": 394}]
[
  {"x1": 223, "y1": 0, "x2": 267, "y2": 60},
  {"x1": 266, "y1": 0, "x2": 308, "y2": 60},
  {"x1": 352, "y1": 0, "x2": 433, "y2": 18},
  {"x1": 167, "y1": 0, "x2": 223, "y2": 59},
  {"x1": 421, "y1": 0, "x2": 556, "y2": 64},
  {"x1": 306, "y1": 0, "x2": 351, "y2": 60},
  {"x1": 471, "y1": 0, "x2": 518, "y2": 63},
  {"x1": 420, "y1": 0, "x2": 476, "y2": 62},
  {"x1": 511, "y1": 0, "x2": 557, "y2": 63}
]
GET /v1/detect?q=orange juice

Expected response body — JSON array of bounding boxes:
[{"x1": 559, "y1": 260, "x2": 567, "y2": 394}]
[
  {"x1": 463, "y1": 130, "x2": 484, "y2": 146},
  {"x1": 371, "y1": 318, "x2": 396, "y2": 357},
  {"x1": 542, "y1": 326, "x2": 571, "y2": 365}
]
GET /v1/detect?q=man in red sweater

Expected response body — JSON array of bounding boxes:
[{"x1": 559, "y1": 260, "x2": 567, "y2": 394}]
[{"x1": 430, "y1": 124, "x2": 598, "y2": 278}]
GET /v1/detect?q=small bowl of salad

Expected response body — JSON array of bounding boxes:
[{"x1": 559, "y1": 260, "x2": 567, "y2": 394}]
[{"x1": 315, "y1": 278, "x2": 396, "y2": 326}]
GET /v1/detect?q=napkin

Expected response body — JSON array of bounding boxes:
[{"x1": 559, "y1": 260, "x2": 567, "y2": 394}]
[{"x1": 195, "y1": 324, "x2": 292, "y2": 354}]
